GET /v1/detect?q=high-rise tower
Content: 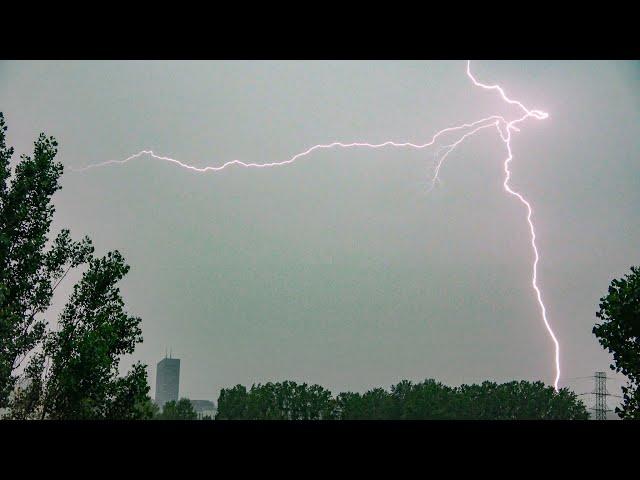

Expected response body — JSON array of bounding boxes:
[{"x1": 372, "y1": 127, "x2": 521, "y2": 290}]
[{"x1": 155, "y1": 354, "x2": 180, "y2": 409}]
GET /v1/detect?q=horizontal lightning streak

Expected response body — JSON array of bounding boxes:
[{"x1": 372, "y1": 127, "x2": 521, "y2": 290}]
[{"x1": 71, "y1": 116, "x2": 506, "y2": 174}]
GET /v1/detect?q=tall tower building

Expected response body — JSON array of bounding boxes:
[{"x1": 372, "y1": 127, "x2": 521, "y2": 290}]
[{"x1": 155, "y1": 355, "x2": 180, "y2": 409}]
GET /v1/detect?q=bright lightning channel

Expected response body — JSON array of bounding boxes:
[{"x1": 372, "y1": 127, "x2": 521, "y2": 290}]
[{"x1": 73, "y1": 61, "x2": 560, "y2": 390}]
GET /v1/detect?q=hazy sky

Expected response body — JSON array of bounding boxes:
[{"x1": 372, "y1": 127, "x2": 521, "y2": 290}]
[{"x1": 1, "y1": 60, "x2": 638, "y2": 404}]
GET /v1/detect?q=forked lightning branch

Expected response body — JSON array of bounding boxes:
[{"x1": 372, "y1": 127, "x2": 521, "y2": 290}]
[{"x1": 74, "y1": 61, "x2": 561, "y2": 390}]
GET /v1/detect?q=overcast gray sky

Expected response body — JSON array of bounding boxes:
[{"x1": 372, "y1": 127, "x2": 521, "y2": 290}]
[{"x1": 1, "y1": 60, "x2": 638, "y2": 404}]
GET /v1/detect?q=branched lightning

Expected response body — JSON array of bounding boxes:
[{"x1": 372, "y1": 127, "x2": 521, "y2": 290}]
[
  {"x1": 464, "y1": 62, "x2": 559, "y2": 391},
  {"x1": 73, "y1": 61, "x2": 560, "y2": 390}
]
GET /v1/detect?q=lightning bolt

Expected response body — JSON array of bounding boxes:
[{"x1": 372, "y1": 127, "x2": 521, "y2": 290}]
[
  {"x1": 464, "y1": 62, "x2": 559, "y2": 391},
  {"x1": 73, "y1": 61, "x2": 560, "y2": 390}
]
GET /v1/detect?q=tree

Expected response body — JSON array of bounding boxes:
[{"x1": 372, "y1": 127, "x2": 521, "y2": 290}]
[
  {"x1": 136, "y1": 396, "x2": 160, "y2": 419},
  {"x1": 246, "y1": 381, "x2": 336, "y2": 420},
  {"x1": 216, "y1": 381, "x2": 336, "y2": 420},
  {"x1": 216, "y1": 384, "x2": 250, "y2": 419},
  {"x1": 335, "y1": 389, "x2": 395, "y2": 420},
  {"x1": 394, "y1": 379, "x2": 458, "y2": 420},
  {"x1": 335, "y1": 391, "x2": 366, "y2": 419},
  {"x1": 304, "y1": 383, "x2": 337, "y2": 420},
  {"x1": 456, "y1": 381, "x2": 588, "y2": 420},
  {"x1": 0, "y1": 112, "x2": 93, "y2": 408},
  {"x1": 217, "y1": 378, "x2": 588, "y2": 420},
  {"x1": 9, "y1": 251, "x2": 152, "y2": 420},
  {"x1": 157, "y1": 398, "x2": 197, "y2": 420},
  {"x1": 593, "y1": 266, "x2": 640, "y2": 419},
  {"x1": 360, "y1": 388, "x2": 393, "y2": 419},
  {"x1": 0, "y1": 112, "x2": 152, "y2": 419}
]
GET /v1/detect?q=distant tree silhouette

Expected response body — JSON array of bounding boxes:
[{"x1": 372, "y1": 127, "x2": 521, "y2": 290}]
[
  {"x1": 593, "y1": 266, "x2": 640, "y2": 419},
  {"x1": 216, "y1": 378, "x2": 588, "y2": 420},
  {"x1": 216, "y1": 381, "x2": 336, "y2": 420},
  {"x1": 156, "y1": 398, "x2": 198, "y2": 420},
  {"x1": 216, "y1": 384, "x2": 250, "y2": 420},
  {"x1": 455, "y1": 381, "x2": 588, "y2": 420}
]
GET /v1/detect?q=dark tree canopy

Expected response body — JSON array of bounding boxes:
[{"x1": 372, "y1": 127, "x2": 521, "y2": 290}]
[
  {"x1": 216, "y1": 381, "x2": 336, "y2": 420},
  {"x1": 453, "y1": 380, "x2": 588, "y2": 420},
  {"x1": 0, "y1": 112, "x2": 151, "y2": 419},
  {"x1": 157, "y1": 398, "x2": 198, "y2": 420},
  {"x1": 593, "y1": 266, "x2": 640, "y2": 419},
  {"x1": 216, "y1": 378, "x2": 588, "y2": 420},
  {"x1": 216, "y1": 384, "x2": 250, "y2": 420}
]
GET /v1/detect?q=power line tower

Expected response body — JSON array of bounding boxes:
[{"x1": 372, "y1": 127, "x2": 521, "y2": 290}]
[
  {"x1": 593, "y1": 372, "x2": 610, "y2": 420},
  {"x1": 568, "y1": 371, "x2": 623, "y2": 420}
]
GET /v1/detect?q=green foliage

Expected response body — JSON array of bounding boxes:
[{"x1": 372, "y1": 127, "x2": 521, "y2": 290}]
[
  {"x1": 390, "y1": 379, "x2": 454, "y2": 419},
  {"x1": 0, "y1": 112, "x2": 93, "y2": 407},
  {"x1": 455, "y1": 381, "x2": 588, "y2": 420},
  {"x1": 0, "y1": 113, "x2": 151, "y2": 419},
  {"x1": 216, "y1": 384, "x2": 249, "y2": 419},
  {"x1": 157, "y1": 398, "x2": 198, "y2": 420},
  {"x1": 9, "y1": 248, "x2": 152, "y2": 420},
  {"x1": 593, "y1": 266, "x2": 640, "y2": 419},
  {"x1": 217, "y1": 378, "x2": 588, "y2": 420},
  {"x1": 135, "y1": 395, "x2": 160, "y2": 419},
  {"x1": 216, "y1": 381, "x2": 336, "y2": 420}
]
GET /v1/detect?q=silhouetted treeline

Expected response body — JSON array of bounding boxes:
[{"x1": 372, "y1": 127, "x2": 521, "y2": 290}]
[{"x1": 215, "y1": 379, "x2": 588, "y2": 420}]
